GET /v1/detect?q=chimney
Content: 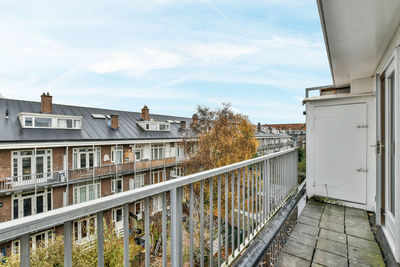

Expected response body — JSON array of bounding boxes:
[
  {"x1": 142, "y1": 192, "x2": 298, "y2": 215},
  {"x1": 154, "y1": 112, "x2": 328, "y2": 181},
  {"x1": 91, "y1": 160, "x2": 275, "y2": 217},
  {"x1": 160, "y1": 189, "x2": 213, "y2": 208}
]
[
  {"x1": 257, "y1": 122, "x2": 261, "y2": 133},
  {"x1": 142, "y1": 105, "x2": 149, "y2": 121},
  {"x1": 192, "y1": 114, "x2": 198, "y2": 124},
  {"x1": 180, "y1": 120, "x2": 186, "y2": 130},
  {"x1": 41, "y1": 92, "x2": 52, "y2": 113},
  {"x1": 110, "y1": 114, "x2": 119, "y2": 129}
]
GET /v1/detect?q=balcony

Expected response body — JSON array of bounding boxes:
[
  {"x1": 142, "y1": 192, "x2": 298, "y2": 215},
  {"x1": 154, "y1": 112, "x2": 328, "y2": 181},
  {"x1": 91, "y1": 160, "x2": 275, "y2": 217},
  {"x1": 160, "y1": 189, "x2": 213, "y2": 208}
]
[
  {"x1": 0, "y1": 148, "x2": 298, "y2": 266},
  {"x1": 0, "y1": 157, "x2": 177, "y2": 193}
]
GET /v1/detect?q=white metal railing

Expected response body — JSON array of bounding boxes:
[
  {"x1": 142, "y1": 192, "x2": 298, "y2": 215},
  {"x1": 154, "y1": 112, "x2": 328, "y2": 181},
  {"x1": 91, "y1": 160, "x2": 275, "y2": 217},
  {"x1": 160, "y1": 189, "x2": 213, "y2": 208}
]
[{"x1": 0, "y1": 148, "x2": 298, "y2": 267}]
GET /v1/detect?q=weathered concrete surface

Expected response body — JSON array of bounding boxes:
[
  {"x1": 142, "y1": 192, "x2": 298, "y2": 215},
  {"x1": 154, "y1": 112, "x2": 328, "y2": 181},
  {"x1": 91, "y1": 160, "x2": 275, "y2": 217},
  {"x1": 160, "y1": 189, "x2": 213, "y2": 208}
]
[{"x1": 276, "y1": 200, "x2": 386, "y2": 266}]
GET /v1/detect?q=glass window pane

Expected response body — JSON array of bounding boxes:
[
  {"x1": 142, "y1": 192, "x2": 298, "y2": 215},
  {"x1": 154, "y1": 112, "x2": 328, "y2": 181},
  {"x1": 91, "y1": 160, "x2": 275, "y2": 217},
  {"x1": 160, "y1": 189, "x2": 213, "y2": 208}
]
[
  {"x1": 73, "y1": 153, "x2": 78, "y2": 169},
  {"x1": 58, "y1": 119, "x2": 67, "y2": 128},
  {"x1": 47, "y1": 192, "x2": 52, "y2": 211},
  {"x1": 80, "y1": 154, "x2": 86, "y2": 168},
  {"x1": 36, "y1": 156, "x2": 44, "y2": 178},
  {"x1": 117, "y1": 180, "x2": 122, "y2": 193},
  {"x1": 89, "y1": 185, "x2": 94, "y2": 200},
  {"x1": 80, "y1": 187, "x2": 87, "y2": 203},
  {"x1": 81, "y1": 220, "x2": 87, "y2": 238},
  {"x1": 89, "y1": 153, "x2": 94, "y2": 167},
  {"x1": 23, "y1": 198, "x2": 32, "y2": 217},
  {"x1": 36, "y1": 195, "x2": 43, "y2": 214},
  {"x1": 25, "y1": 117, "x2": 33, "y2": 126},
  {"x1": 22, "y1": 158, "x2": 31, "y2": 176},
  {"x1": 13, "y1": 158, "x2": 18, "y2": 177},
  {"x1": 35, "y1": 117, "x2": 52, "y2": 127},
  {"x1": 116, "y1": 209, "x2": 122, "y2": 222},
  {"x1": 66, "y1": 119, "x2": 72, "y2": 128},
  {"x1": 13, "y1": 199, "x2": 18, "y2": 219}
]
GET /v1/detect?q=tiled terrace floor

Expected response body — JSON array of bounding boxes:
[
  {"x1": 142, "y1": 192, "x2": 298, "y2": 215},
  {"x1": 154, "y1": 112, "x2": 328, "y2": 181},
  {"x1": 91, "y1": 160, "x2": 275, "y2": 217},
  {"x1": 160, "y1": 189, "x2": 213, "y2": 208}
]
[{"x1": 276, "y1": 200, "x2": 385, "y2": 267}]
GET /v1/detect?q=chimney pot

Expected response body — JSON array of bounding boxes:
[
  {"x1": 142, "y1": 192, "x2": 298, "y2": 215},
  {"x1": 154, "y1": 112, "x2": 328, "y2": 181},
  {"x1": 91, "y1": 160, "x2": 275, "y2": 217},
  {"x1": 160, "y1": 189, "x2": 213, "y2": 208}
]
[
  {"x1": 110, "y1": 114, "x2": 119, "y2": 129},
  {"x1": 142, "y1": 105, "x2": 149, "y2": 121},
  {"x1": 180, "y1": 120, "x2": 186, "y2": 130},
  {"x1": 41, "y1": 92, "x2": 52, "y2": 114}
]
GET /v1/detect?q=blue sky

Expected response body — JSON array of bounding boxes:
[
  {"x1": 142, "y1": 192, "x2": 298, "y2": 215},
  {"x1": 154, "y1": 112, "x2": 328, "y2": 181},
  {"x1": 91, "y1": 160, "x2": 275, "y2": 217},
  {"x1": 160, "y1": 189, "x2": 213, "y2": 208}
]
[{"x1": 0, "y1": 0, "x2": 331, "y2": 123}]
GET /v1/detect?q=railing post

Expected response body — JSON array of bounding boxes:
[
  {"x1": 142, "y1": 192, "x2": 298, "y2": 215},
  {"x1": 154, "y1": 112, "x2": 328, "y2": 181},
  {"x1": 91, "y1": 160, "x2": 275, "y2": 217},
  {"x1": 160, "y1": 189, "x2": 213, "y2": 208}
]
[
  {"x1": 123, "y1": 203, "x2": 129, "y2": 267},
  {"x1": 20, "y1": 233, "x2": 30, "y2": 267},
  {"x1": 170, "y1": 187, "x2": 182, "y2": 267},
  {"x1": 64, "y1": 221, "x2": 72, "y2": 267},
  {"x1": 266, "y1": 159, "x2": 270, "y2": 219},
  {"x1": 97, "y1": 211, "x2": 104, "y2": 267},
  {"x1": 162, "y1": 192, "x2": 167, "y2": 267},
  {"x1": 145, "y1": 197, "x2": 150, "y2": 267}
]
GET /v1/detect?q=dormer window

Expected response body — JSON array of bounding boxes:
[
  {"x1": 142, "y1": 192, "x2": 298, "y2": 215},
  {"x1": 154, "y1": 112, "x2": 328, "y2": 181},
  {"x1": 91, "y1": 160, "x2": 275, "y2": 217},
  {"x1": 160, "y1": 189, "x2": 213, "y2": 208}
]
[
  {"x1": 137, "y1": 121, "x2": 171, "y2": 131},
  {"x1": 18, "y1": 112, "x2": 82, "y2": 129}
]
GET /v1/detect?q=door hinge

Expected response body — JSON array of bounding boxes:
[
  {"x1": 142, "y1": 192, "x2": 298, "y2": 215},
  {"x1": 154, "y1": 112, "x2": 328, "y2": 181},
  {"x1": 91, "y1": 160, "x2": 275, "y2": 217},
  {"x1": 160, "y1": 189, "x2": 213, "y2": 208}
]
[{"x1": 356, "y1": 124, "x2": 368, "y2": 128}]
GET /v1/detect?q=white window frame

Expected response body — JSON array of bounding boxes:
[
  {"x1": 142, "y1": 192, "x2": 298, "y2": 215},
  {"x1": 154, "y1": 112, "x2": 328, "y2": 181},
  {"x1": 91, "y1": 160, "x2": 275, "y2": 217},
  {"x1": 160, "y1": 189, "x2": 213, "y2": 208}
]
[
  {"x1": 12, "y1": 189, "x2": 52, "y2": 219},
  {"x1": 11, "y1": 229, "x2": 54, "y2": 255},
  {"x1": 11, "y1": 149, "x2": 53, "y2": 182},
  {"x1": 134, "y1": 145, "x2": 144, "y2": 161},
  {"x1": 151, "y1": 144, "x2": 165, "y2": 160},
  {"x1": 73, "y1": 181, "x2": 101, "y2": 204},
  {"x1": 73, "y1": 216, "x2": 96, "y2": 244},
  {"x1": 111, "y1": 176, "x2": 123, "y2": 193},
  {"x1": 18, "y1": 112, "x2": 82, "y2": 129},
  {"x1": 130, "y1": 173, "x2": 145, "y2": 190},
  {"x1": 152, "y1": 170, "x2": 164, "y2": 184},
  {"x1": 72, "y1": 147, "x2": 101, "y2": 169},
  {"x1": 152, "y1": 194, "x2": 163, "y2": 213},
  {"x1": 133, "y1": 200, "x2": 144, "y2": 220},
  {"x1": 111, "y1": 146, "x2": 123, "y2": 164}
]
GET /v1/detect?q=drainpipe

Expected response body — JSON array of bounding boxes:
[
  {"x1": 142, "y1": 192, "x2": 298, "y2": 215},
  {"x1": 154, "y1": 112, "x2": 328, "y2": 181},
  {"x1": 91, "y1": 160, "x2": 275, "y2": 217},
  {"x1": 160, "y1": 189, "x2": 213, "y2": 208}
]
[
  {"x1": 150, "y1": 141, "x2": 152, "y2": 184},
  {"x1": 66, "y1": 146, "x2": 69, "y2": 206},
  {"x1": 163, "y1": 141, "x2": 166, "y2": 182},
  {"x1": 92, "y1": 144, "x2": 95, "y2": 186},
  {"x1": 115, "y1": 144, "x2": 118, "y2": 189},
  {"x1": 34, "y1": 147, "x2": 37, "y2": 203}
]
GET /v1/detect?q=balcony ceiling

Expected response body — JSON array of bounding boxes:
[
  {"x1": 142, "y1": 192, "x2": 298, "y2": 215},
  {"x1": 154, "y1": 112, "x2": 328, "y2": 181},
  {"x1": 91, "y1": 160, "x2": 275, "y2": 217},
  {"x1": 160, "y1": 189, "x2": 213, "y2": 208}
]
[{"x1": 318, "y1": 0, "x2": 400, "y2": 87}]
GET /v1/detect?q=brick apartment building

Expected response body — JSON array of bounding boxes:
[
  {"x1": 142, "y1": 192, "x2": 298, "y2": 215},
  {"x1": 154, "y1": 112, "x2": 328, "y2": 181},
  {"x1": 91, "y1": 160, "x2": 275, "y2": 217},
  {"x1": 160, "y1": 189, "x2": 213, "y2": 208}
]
[{"x1": 0, "y1": 93, "x2": 292, "y2": 257}]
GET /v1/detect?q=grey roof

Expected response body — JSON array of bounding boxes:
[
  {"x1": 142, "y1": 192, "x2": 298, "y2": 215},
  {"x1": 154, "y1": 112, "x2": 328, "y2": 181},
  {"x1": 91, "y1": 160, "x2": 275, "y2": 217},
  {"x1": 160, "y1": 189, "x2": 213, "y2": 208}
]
[
  {"x1": 254, "y1": 131, "x2": 290, "y2": 138},
  {"x1": 0, "y1": 98, "x2": 192, "y2": 143}
]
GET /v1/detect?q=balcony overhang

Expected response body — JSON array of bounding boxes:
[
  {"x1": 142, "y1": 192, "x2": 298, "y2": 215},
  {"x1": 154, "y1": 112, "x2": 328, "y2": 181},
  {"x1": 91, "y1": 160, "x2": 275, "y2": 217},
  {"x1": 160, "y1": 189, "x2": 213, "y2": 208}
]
[{"x1": 318, "y1": 0, "x2": 400, "y2": 87}]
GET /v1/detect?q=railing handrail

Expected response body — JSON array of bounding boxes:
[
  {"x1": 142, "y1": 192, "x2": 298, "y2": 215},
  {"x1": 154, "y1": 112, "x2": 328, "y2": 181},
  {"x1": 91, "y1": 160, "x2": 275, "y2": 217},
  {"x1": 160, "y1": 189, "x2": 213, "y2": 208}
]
[{"x1": 0, "y1": 148, "x2": 296, "y2": 243}]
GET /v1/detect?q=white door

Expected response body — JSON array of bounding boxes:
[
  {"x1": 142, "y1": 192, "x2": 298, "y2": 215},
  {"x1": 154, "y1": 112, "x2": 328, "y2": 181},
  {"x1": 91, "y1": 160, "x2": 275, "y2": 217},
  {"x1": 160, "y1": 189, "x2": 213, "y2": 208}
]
[
  {"x1": 384, "y1": 59, "x2": 396, "y2": 237},
  {"x1": 314, "y1": 103, "x2": 367, "y2": 204},
  {"x1": 113, "y1": 208, "x2": 124, "y2": 235}
]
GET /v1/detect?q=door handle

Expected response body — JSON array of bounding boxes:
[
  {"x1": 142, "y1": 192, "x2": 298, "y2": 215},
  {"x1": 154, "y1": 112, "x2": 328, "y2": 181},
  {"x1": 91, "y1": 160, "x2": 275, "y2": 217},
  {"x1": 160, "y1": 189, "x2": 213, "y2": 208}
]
[{"x1": 356, "y1": 168, "x2": 367, "y2": 172}]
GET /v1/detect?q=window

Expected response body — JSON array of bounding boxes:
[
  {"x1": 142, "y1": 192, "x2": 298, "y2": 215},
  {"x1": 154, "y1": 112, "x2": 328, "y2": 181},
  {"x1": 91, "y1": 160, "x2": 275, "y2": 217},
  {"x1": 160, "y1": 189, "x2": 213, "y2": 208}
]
[
  {"x1": 133, "y1": 201, "x2": 144, "y2": 220},
  {"x1": 73, "y1": 147, "x2": 100, "y2": 169},
  {"x1": 146, "y1": 124, "x2": 150, "y2": 130},
  {"x1": 19, "y1": 113, "x2": 82, "y2": 129},
  {"x1": 73, "y1": 216, "x2": 96, "y2": 244},
  {"x1": 111, "y1": 146, "x2": 123, "y2": 164},
  {"x1": 159, "y1": 124, "x2": 169, "y2": 130},
  {"x1": 134, "y1": 145, "x2": 143, "y2": 161},
  {"x1": 35, "y1": 117, "x2": 52, "y2": 127},
  {"x1": 171, "y1": 167, "x2": 183, "y2": 177},
  {"x1": 152, "y1": 195, "x2": 163, "y2": 213},
  {"x1": 58, "y1": 118, "x2": 73, "y2": 128},
  {"x1": 73, "y1": 181, "x2": 100, "y2": 204},
  {"x1": 152, "y1": 170, "x2": 164, "y2": 184},
  {"x1": 12, "y1": 189, "x2": 52, "y2": 219},
  {"x1": 151, "y1": 144, "x2": 165, "y2": 160},
  {"x1": 112, "y1": 207, "x2": 124, "y2": 234},
  {"x1": 11, "y1": 230, "x2": 54, "y2": 255},
  {"x1": 25, "y1": 117, "x2": 33, "y2": 126},
  {"x1": 130, "y1": 174, "x2": 144, "y2": 189},
  {"x1": 112, "y1": 176, "x2": 123, "y2": 193},
  {"x1": 11, "y1": 150, "x2": 52, "y2": 182}
]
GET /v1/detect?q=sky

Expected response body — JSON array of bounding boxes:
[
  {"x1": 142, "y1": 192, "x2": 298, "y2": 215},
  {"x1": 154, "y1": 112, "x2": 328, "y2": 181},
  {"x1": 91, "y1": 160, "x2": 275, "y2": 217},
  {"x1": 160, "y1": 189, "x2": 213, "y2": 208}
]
[{"x1": 0, "y1": 0, "x2": 331, "y2": 123}]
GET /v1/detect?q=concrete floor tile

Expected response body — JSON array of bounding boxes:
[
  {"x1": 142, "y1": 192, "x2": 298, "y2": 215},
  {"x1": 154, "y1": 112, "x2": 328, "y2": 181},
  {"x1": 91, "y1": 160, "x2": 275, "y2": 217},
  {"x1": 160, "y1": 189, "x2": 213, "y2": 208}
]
[
  {"x1": 316, "y1": 237, "x2": 347, "y2": 257},
  {"x1": 345, "y1": 207, "x2": 368, "y2": 219},
  {"x1": 319, "y1": 220, "x2": 344, "y2": 233},
  {"x1": 301, "y1": 208, "x2": 323, "y2": 220},
  {"x1": 347, "y1": 235, "x2": 381, "y2": 254},
  {"x1": 349, "y1": 260, "x2": 370, "y2": 267},
  {"x1": 348, "y1": 246, "x2": 385, "y2": 266},
  {"x1": 298, "y1": 215, "x2": 320, "y2": 227},
  {"x1": 276, "y1": 252, "x2": 310, "y2": 267},
  {"x1": 282, "y1": 240, "x2": 314, "y2": 261},
  {"x1": 313, "y1": 249, "x2": 347, "y2": 267},
  {"x1": 294, "y1": 222, "x2": 319, "y2": 237},
  {"x1": 289, "y1": 231, "x2": 318, "y2": 247},
  {"x1": 346, "y1": 226, "x2": 375, "y2": 241},
  {"x1": 319, "y1": 229, "x2": 346, "y2": 244}
]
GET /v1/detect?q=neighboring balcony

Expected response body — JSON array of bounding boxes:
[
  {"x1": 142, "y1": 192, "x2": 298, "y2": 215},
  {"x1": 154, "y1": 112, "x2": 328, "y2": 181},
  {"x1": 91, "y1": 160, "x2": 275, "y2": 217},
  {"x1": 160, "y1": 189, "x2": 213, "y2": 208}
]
[{"x1": 0, "y1": 157, "x2": 177, "y2": 193}]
